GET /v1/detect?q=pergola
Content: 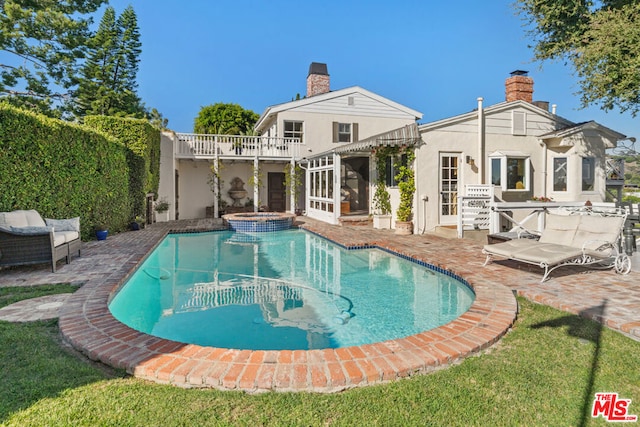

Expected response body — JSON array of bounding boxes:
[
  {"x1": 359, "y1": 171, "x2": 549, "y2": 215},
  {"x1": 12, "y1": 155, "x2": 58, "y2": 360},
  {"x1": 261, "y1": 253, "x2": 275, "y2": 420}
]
[{"x1": 301, "y1": 123, "x2": 422, "y2": 225}]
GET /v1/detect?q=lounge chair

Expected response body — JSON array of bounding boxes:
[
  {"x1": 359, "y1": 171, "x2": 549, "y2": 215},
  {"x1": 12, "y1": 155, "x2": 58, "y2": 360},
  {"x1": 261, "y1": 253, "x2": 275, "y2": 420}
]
[
  {"x1": 0, "y1": 209, "x2": 81, "y2": 272},
  {"x1": 482, "y1": 209, "x2": 631, "y2": 282}
]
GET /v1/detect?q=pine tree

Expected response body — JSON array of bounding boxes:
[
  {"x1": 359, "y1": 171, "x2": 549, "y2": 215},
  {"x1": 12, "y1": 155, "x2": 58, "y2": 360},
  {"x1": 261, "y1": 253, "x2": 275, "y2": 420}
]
[
  {"x1": 0, "y1": 0, "x2": 107, "y2": 116},
  {"x1": 74, "y1": 5, "x2": 144, "y2": 118}
]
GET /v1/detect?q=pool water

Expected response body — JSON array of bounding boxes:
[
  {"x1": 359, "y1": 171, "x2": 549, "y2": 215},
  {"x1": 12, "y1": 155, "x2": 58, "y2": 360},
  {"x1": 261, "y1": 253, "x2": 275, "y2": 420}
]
[{"x1": 109, "y1": 229, "x2": 475, "y2": 350}]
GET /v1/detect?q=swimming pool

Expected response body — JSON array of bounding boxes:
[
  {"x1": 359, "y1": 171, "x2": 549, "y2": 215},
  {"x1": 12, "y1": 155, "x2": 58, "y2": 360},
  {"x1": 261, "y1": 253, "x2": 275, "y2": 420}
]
[{"x1": 109, "y1": 229, "x2": 475, "y2": 351}]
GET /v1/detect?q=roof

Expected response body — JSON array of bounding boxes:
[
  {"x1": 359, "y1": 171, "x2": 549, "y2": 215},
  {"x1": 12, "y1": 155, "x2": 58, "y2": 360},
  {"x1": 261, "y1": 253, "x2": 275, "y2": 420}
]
[
  {"x1": 418, "y1": 100, "x2": 573, "y2": 132},
  {"x1": 255, "y1": 86, "x2": 423, "y2": 132},
  {"x1": 306, "y1": 123, "x2": 422, "y2": 159},
  {"x1": 539, "y1": 120, "x2": 626, "y2": 142}
]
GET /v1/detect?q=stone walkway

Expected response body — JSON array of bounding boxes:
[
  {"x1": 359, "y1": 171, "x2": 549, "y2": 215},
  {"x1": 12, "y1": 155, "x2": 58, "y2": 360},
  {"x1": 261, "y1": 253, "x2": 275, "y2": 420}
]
[{"x1": 0, "y1": 217, "x2": 638, "y2": 392}]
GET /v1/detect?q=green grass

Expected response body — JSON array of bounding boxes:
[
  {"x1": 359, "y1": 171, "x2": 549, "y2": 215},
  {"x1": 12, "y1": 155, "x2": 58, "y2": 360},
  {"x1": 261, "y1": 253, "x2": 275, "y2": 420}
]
[{"x1": 1, "y1": 286, "x2": 639, "y2": 426}]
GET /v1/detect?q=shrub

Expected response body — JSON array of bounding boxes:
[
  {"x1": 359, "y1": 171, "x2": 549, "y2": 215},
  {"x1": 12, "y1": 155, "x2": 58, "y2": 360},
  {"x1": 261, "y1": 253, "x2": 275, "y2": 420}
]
[
  {"x1": 84, "y1": 116, "x2": 161, "y2": 218},
  {"x1": 0, "y1": 103, "x2": 131, "y2": 240}
]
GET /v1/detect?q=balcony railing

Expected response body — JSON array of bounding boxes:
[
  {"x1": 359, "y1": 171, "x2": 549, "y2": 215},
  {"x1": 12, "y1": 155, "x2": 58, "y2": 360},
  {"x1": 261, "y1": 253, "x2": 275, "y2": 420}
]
[{"x1": 175, "y1": 133, "x2": 301, "y2": 159}]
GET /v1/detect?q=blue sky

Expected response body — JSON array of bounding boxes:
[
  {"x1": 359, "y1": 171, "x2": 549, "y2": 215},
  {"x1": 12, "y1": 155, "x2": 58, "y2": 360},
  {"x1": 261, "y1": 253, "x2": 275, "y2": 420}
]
[{"x1": 106, "y1": 0, "x2": 638, "y2": 142}]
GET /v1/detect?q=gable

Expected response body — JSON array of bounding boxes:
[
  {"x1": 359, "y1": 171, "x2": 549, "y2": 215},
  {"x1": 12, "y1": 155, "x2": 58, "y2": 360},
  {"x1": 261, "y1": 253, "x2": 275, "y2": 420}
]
[
  {"x1": 292, "y1": 91, "x2": 417, "y2": 119},
  {"x1": 255, "y1": 86, "x2": 422, "y2": 132},
  {"x1": 419, "y1": 100, "x2": 573, "y2": 137}
]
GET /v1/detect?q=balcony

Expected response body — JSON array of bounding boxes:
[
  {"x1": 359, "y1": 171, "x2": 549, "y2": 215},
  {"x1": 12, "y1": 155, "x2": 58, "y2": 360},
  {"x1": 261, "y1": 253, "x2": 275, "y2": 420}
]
[{"x1": 175, "y1": 133, "x2": 301, "y2": 160}]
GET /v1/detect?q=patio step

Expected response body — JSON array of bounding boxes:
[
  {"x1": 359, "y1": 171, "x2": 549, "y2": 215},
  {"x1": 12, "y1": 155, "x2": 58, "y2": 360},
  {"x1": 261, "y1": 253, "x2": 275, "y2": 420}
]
[{"x1": 339, "y1": 215, "x2": 372, "y2": 227}]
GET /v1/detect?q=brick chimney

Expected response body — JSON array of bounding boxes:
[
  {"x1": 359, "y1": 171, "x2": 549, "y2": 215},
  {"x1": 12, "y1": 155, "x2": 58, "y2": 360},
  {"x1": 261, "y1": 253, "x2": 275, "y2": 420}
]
[
  {"x1": 307, "y1": 62, "x2": 330, "y2": 97},
  {"x1": 505, "y1": 70, "x2": 533, "y2": 103}
]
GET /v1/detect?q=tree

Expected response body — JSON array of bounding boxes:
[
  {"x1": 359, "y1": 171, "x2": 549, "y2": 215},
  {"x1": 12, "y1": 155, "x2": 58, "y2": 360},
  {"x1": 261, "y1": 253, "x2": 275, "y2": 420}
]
[
  {"x1": 147, "y1": 108, "x2": 169, "y2": 131},
  {"x1": 74, "y1": 5, "x2": 144, "y2": 118},
  {"x1": 516, "y1": 0, "x2": 640, "y2": 116},
  {"x1": 194, "y1": 103, "x2": 259, "y2": 134},
  {"x1": 0, "y1": 0, "x2": 107, "y2": 116}
]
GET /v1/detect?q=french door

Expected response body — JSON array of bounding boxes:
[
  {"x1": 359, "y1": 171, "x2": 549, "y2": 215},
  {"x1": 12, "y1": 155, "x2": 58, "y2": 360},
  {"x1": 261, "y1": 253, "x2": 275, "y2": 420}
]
[{"x1": 439, "y1": 153, "x2": 460, "y2": 224}]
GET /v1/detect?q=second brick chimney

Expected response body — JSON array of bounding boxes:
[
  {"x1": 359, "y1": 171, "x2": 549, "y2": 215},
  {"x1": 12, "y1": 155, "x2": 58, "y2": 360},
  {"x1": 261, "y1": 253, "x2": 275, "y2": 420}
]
[
  {"x1": 307, "y1": 62, "x2": 330, "y2": 97},
  {"x1": 505, "y1": 70, "x2": 533, "y2": 103}
]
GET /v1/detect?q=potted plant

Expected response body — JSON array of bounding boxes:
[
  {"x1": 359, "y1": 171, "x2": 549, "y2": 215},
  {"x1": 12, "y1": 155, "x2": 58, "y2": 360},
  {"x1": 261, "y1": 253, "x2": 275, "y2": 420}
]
[
  {"x1": 129, "y1": 215, "x2": 145, "y2": 230},
  {"x1": 155, "y1": 197, "x2": 170, "y2": 222},
  {"x1": 91, "y1": 209, "x2": 109, "y2": 240},
  {"x1": 372, "y1": 148, "x2": 393, "y2": 229},
  {"x1": 394, "y1": 148, "x2": 416, "y2": 235}
]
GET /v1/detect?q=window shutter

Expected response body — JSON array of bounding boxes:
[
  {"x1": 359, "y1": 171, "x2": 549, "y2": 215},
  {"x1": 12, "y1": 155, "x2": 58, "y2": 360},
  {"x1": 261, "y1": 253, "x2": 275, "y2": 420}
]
[
  {"x1": 332, "y1": 122, "x2": 338, "y2": 143},
  {"x1": 512, "y1": 111, "x2": 526, "y2": 135},
  {"x1": 352, "y1": 123, "x2": 359, "y2": 142}
]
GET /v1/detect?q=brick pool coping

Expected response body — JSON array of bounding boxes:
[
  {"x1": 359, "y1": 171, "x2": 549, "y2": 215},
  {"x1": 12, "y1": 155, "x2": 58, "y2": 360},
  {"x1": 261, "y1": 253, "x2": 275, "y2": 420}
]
[{"x1": 59, "y1": 221, "x2": 518, "y2": 393}]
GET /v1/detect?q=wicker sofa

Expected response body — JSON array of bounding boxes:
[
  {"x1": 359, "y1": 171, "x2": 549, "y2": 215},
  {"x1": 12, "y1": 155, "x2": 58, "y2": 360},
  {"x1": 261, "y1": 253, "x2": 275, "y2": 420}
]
[{"x1": 0, "y1": 209, "x2": 81, "y2": 272}]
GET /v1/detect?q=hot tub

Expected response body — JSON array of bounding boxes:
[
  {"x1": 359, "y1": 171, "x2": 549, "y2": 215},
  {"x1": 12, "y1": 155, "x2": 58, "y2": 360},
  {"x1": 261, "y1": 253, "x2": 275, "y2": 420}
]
[{"x1": 222, "y1": 212, "x2": 295, "y2": 232}]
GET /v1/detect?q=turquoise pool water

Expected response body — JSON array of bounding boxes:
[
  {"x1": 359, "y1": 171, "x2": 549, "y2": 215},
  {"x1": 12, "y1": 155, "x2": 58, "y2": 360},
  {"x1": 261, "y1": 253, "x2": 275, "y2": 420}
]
[{"x1": 109, "y1": 229, "x2": 475, "y2": 350}]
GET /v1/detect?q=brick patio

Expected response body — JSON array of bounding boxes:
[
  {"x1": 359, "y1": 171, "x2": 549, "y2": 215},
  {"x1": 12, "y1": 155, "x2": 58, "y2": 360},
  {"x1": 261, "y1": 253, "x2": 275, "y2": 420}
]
[{"x1": 0, "y1": 217, "x2": 638, "y2": 392}]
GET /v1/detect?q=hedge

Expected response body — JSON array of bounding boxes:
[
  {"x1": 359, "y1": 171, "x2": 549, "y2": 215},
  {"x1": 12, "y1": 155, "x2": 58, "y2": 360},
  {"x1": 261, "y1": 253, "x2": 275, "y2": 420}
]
[
  {"x1": 0, "y1": 103, "x2": 132, "y2": 240},
  {"x1": 83, "y1": 116, "x2": 161, "y2": 218}
]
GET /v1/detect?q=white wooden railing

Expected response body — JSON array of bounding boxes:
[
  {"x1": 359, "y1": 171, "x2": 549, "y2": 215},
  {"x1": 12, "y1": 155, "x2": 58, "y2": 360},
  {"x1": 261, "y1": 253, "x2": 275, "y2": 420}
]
[
  {"x1": 457, "y1": 184, "x2": 618, "y2": 237},
  {"x1": 175, "y1": 133, "x2": 302, "y2": 159},
  {"x1": 456, "y1": 185, "x2": 494, "y2": 238}
]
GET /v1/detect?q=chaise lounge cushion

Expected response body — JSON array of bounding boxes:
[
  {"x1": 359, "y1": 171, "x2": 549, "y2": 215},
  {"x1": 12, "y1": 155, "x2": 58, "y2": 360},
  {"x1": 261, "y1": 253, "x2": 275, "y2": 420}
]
[
  {"x1": 537, "y1": 213, "x2": 579, "y2": 246},
  {"x1": 503, "y1": 244, "x2": 584, "y2": 266},
  {"x1": 572, "y1": 214, "x2": 625, "y2": 253}
]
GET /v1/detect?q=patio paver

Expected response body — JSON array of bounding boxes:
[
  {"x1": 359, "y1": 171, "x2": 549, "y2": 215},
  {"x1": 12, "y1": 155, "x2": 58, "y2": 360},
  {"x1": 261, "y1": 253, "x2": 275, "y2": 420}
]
[{"x1": 0, "y1": 216, "x2": 638, "y2": 392}]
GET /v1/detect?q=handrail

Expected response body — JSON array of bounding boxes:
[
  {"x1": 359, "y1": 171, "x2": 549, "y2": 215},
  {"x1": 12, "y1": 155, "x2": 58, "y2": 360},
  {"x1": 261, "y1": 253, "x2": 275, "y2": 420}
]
[{"x1": 174, "y1": 133, "x2": 302, "y2": 159}]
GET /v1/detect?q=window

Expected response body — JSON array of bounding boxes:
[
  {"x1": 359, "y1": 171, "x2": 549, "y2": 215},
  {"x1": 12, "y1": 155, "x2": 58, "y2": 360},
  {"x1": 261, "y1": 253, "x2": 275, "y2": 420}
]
[
  {"x1": 384, "y1": 154, "x2": 408, "y2": 187},
  {"x1": 582, "y1": 157, "x2": 595, "y2": 191},
  {"x1": 332, "y1": 122, "x2": 358, "y2": 143},
  {"x1": 553, "y1": 157, "x2": 567, "y2": 192},
  {"x1": 489, "y1": 153, "x2": 530, "y2": 191},
  {"x1": 491, "y1": 158, "x2": 501, "y2": 186},
  {"x1": 338, "y1": 123, "x2": 351, "y2": 142},
  {"x1": 284, "y1": 121, "x2": 303, "y2": 143}
]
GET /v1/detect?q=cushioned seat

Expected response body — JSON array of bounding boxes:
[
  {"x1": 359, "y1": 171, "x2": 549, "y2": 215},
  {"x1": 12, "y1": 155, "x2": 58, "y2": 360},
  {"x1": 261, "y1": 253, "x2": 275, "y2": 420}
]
[
  {"x1": 0, "y1": 209, "x2": 81, "y2": 272},
  {"x1": 482, "y1": 210, "x2": 630, "y2": 282}
]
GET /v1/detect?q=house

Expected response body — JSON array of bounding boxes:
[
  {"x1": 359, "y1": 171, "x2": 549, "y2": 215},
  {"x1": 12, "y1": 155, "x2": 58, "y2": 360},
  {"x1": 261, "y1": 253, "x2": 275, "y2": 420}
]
[
  {"x1": 157, "y1": 66, "x2": 627, "y2": 235},
  {"x1": 415, "y1": 70, "x2": 626, "y2": 234},
  {"x1": 158, "y1": 63, "x2": 422, "y2": 222}
]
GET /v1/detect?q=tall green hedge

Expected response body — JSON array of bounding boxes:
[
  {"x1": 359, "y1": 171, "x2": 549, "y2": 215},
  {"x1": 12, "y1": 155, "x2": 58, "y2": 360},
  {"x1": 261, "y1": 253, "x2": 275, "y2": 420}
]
[
  {"x1": 84, "y1": 116, "x2": 161, "y2": 218},
  {"x1": 0, "y1": 104, "x2": 131, "y2": 240}
]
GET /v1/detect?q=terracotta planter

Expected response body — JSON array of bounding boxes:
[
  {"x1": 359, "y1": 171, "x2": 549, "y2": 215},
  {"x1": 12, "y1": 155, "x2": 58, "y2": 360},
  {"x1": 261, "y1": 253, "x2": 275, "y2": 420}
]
[{"x1": 395, "y1": 220, "x2": 413, "y2": 235}]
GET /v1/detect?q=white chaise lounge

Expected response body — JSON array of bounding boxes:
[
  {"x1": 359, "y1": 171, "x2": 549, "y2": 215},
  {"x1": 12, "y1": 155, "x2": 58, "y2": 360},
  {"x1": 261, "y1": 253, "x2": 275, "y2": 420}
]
[{"x1": 482, "y1": 209, "x2": 631, "y2": 282}]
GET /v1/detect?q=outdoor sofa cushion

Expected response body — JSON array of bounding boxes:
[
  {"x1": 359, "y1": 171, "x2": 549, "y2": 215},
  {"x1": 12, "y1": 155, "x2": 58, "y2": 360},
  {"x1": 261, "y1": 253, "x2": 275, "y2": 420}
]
[
  {"x1": 0, "y1": 209, "x2": 81, "y2": 272},
  {"x1": 0, "y1": 210, "x2": 80, "y2": 247},
  {"x1": 0, "y1": 209, "x2": 47, "y2": 228}
]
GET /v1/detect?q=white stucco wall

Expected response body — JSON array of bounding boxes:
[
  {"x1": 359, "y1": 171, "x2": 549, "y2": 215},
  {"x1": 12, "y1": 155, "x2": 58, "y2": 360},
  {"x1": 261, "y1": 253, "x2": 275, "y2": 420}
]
[
  {"x1": 415, "y1": 104, "x2": 611, "y2": 233},
  {"x1": 158, "y1": 132, "x2": 176, "y2": 220}
]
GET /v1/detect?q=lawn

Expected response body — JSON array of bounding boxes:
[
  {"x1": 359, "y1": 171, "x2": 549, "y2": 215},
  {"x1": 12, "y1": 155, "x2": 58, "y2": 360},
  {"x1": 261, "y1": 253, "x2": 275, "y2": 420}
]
[{"x1": 1, "y1": 285, "x2": 638, "y2": 426}]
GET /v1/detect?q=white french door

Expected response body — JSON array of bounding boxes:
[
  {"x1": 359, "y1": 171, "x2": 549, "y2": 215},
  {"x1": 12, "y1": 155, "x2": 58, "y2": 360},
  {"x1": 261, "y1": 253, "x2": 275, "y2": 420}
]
[{"x1": 439, "y1": 153, "x2": 460, "y2": 224}]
